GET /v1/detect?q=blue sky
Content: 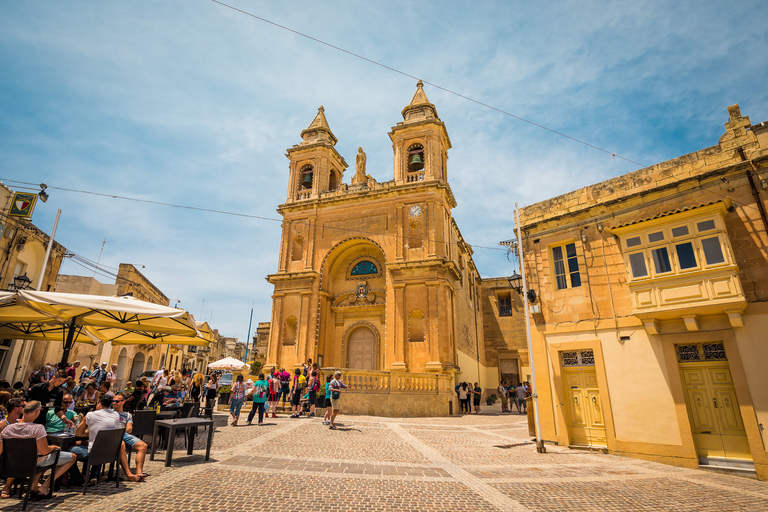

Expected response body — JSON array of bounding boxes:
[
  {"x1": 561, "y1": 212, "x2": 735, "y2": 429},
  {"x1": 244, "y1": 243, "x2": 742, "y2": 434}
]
[{"x1": 2, "y1": 1, "x2": 766, "y2": 341}]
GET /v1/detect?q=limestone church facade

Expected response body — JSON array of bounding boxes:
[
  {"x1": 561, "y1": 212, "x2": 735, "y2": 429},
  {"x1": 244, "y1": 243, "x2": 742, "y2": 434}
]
[{"x1": 262, "y1": 83, "x2": 526, "y2": 414}]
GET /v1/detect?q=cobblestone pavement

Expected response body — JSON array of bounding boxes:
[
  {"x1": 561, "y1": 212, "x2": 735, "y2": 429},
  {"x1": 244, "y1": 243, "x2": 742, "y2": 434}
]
[{"x1": 2, "y1": 407, "x2": 767, "y2": 511}]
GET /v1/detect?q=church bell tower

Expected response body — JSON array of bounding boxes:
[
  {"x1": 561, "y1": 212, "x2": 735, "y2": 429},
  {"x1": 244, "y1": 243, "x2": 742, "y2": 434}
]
[
  {"x1": 389, "y1": 81, "x2": 452, "y2": 186},
  {"x1": 285, "y1": 106, "x2": 348, "y2": 203}
]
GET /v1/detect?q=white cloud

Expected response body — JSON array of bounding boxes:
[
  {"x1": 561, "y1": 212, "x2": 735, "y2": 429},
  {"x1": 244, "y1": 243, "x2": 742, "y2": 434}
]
[{"x1": 2, "y1": 0, "x2": 767, "y2": 337}]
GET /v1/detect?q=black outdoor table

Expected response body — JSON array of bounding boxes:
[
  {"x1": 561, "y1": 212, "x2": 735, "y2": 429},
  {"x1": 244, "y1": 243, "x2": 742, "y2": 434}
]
[
  {"x1": 150, "y1": 418, "x2": 214, "y2": 467},
  {"x1": 156, "y1": 411, "x2": 178, "y2": 420},
  {"x1": 46, "y1": 432, "x2": 85, "y2": 452},
  {"x1": 74, "y1": 404, "x2": 95, "y2": 415},
  {"x1": 154, "y1": 411, "x2": 179, "y2": 449}
]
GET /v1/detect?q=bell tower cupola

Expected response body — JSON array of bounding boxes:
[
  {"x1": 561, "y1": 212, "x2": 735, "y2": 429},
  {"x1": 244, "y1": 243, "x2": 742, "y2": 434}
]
[
  {"x1": 285, "y1": 106, "x2": 348, "y2": 203},
  {"x1": 389, "y1": 81, "x2": 452, "y2": 186}
]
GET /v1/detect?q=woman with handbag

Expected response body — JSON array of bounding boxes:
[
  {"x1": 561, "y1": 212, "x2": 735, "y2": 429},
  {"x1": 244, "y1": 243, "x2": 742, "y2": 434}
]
[
  {"x1": 328, "y1": 371, "x2": 350, "y2": 430},
  {"x1": 229, "y1": 374, "x2": 246, "y2": 426},
  {"x1": 206, "y1": 374, "x2": 219, "y2": 410}
]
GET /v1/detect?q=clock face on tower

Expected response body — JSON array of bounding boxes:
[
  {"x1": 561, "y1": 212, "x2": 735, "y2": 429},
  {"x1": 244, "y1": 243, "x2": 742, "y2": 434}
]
[{"x1": 409, "y1": 205, "x2": 422, "y2": 218}]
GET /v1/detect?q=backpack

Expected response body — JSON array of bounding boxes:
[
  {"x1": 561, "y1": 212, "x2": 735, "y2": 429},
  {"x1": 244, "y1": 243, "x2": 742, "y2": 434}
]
[
  {"x1": 29, "y1": 370, "x2": 43, "y2": 385},
  {"x1": 311, "y1": 378, "x2": 320, "y2": 392}
]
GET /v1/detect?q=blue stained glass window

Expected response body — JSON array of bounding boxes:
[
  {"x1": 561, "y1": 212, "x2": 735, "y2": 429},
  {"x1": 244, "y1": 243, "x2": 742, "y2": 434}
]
[{"x1": 351, "y1": 261, "x2": 377, "y2": 276}]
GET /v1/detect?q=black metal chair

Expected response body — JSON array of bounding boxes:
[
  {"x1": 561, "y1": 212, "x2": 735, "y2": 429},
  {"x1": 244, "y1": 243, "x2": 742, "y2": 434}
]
[
  {"x1": 185, "y1": 402, "x2": 200, "y2": 418},
  {"x1": 81, "y1": 427, "x2": 126, "y2": 495},
  {"x1": 0, "y1": 438, "x2": 59, "y2": 510},
  {"x1": 181, "y1": 402, "x2": 195, "y2": 418},
  {"x1": 131, "y1": 409, "x2": 156, "y2": 439},
  {"x1": 181, "y1": 403, "x2": 201, "y2": 448},
  {"x1": 126, "y1": 409, "x2": 156, "y2": 464},
  {"x1": 199, "y1": 399, "x2": 214, "y2": 430}
]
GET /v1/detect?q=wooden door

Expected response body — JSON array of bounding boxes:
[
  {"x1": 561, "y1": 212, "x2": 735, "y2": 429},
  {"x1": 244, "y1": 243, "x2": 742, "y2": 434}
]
[
  {"x1": 680, "y1": 362, "x2": 751, "y2": 461},
  {"x1": 347, "y1": 327, "x2": 376, "y2": 370},
  {"x1": 563, "y1": 368, "x2": 606, "y2": 447}
]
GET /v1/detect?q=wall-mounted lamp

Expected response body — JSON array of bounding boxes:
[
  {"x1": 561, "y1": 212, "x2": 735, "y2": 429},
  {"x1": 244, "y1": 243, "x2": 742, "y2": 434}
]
[
  {"x1": 38, "y1": 184, "x2": 49, "y2": 203},
  {"x1": 507, "y1": 272, "x2": 538, "y2": 304},
  {"x1": 8, "y1": 273, "x2": 33, "y2": 291}
]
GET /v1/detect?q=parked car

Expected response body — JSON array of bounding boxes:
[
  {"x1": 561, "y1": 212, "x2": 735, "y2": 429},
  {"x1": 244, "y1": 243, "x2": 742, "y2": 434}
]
[
  {"x1": 138, "y1": 370, "x2": 157, "y2": 380},
  {"x1": 219, "y1": 373, "x2": 233, "y2": 387}
]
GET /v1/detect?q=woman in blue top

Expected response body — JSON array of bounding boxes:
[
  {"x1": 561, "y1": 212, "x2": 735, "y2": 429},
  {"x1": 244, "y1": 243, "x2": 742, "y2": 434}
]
[
  {"x1": 322, "y1": 375, "x2": 332, "y2": 425},
  {"x1": 246, "y1": 373, "x2": 269, "y2": 426}
]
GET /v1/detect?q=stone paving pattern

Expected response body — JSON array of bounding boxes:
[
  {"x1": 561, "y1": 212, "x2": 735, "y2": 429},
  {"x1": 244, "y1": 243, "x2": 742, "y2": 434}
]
[{"x1": 1, "y1": 406, "x2": 767, "y2": 511}]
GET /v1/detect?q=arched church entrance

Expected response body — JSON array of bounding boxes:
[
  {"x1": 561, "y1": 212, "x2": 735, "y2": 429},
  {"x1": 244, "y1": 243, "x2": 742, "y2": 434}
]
[{"x1": 346, "y1": 326, "x2": 377, "y2": 370}]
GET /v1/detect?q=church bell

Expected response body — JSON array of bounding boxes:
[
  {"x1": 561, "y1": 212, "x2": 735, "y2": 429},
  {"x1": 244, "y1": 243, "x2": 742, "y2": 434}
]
[
  {"x1": 302, "y1": 173, "x2": 313, "y2": 187},
  {"x1": 408, "y1": 153, "x2": 424, "y2": 171}
]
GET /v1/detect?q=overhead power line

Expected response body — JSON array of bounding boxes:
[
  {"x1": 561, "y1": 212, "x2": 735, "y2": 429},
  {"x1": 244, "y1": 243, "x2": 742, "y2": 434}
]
[
  {"x1": 210, "y1": 0, "x2": 647, "y2": 168},
  {"x1": 0, "y1": 178, "x2": 508, "y2": 252}
]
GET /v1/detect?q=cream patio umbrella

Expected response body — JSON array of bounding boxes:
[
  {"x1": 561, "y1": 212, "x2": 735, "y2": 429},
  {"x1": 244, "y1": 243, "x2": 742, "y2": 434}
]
[
  {"x1": 9, "y1": 290, "x2": 198, "y2": 365},
  {"x1": 0, "y1": 292, "x2": 99, "y2": 345},
  {"x1": 93, "y1": 321, "x2": 214, "y2": 347},
  {"x1": 207, "y1": 356, "x2": 248, "y2": 370}
]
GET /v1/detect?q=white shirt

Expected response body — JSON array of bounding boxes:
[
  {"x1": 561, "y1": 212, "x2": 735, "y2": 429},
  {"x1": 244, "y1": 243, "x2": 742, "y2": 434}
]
[
  {"x1": 85, "y1": 408, "x2": 121, "y2": 451},
  {"x1": 106, "y1": 371, "x2": 117, "y2": 384}
]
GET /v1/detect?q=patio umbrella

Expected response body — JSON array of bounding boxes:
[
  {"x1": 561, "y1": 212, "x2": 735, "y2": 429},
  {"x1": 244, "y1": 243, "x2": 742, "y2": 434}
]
[
  {"x1": 0, "y1": 292, "x2": 98, "y2": 344},
  {"x1": 94, "y1": 321, "x2": 213, "y2": 347},
  {"x1": 4, "y1": 290, "x2": 198, "y2": 365},
  {"x1": 208, "y1": 356, "x2": 248, "y2": 370}
]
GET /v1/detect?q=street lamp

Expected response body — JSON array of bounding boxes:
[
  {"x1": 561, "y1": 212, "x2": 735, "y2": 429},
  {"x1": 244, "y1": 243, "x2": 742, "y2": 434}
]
[
  {"x1": 9, "y1": 273, "x2": 33, "y2": 291},
  {"x1": 507, "y1": 272, "x2": 537, "y2": 304}
]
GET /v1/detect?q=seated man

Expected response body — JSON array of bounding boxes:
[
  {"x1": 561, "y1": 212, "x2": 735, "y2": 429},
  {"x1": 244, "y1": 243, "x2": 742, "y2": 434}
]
[
  {"x1": 44, "y1": 394, "x2": 78, "y2": 433},
  {"x1": 112, "y1": 393, "x2": 148, "y2": 478},
  {"x1": 99, "y1": 381, "x2": 114, "y2": 399},
  {"x1": 0, "y1": 400, "x2": 76, "y2": 499},
  {"x1": 168, "y1": 385, "x2": 182, "y2": 403},
  {"x1": 70, "y1": 395, "x2": 142, "y2": 483},
  {"x1": 0, "y1": 397, "x2": 25, "y2": 434},
  {"x1": 148, "y1": 386, "x2": 174, "y2": 409}
]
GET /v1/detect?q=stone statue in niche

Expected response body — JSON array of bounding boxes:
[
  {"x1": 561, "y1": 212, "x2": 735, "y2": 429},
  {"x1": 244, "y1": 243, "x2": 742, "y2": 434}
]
[{"x1": 352, "y1": 147, "x2": 367, "y2": 185}]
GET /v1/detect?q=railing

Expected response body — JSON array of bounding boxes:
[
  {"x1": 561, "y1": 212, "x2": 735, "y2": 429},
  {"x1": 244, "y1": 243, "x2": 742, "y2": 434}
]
[
  {"x1": 406, "y1": 172, "x2": 425, "y2": 183},
  {"x1": 297, "y1": 190, "x2": 312, "y2": 200},
  {"x1": 323, "y1": 368, "x2": 453, "y2": 395}
]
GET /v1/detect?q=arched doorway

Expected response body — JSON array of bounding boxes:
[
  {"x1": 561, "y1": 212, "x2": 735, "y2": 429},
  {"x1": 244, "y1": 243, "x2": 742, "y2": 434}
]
[
  {"x1": 347, "y1": 326, "x2": 377, "y2": 370},
  {"x1": 117, "y1": 348, "x2": 128, "y2": 389},
  {"x1": 130, "y1": 353, "x2": 146, "y2": 382},
  {"x1": 147, "y1": 356, "x2": 154, "y2": 373}
]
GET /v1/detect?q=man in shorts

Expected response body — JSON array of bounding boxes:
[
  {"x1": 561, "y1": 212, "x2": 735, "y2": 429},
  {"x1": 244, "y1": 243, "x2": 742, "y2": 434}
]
[
  {"x1": 71, "y1": 395, "x2": 142, "y2": 483},
  {"x1": 497, "y1": 381, "x2": 509, "y2": 413},
  {"x1": 112, "y1": 392, "x2": 148, "y2": 478},
  {"x1": 515, "y1": 382, "x2": 527, "y2": 414}
]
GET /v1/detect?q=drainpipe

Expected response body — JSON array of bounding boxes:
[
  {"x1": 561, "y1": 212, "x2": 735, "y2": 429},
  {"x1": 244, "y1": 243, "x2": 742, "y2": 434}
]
[{"x1": 740, "y1": 150, "x2": 768, "y2": 235}]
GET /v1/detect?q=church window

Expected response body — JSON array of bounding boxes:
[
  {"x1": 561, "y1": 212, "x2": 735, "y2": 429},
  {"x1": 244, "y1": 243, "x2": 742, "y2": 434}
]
[
  {"x1": 283, "y1": 316, "x2": 297, "y2": 345},
  {"x1": 551, "y1": 242, "x2": 581, "y2": 290},
  {"x1": 498, "y1": 293, "x2": 512, "y2": 316},
  {"x1": 351, "y1": 261, "x2": 377, "y2": 276},
  {"x1": 409, "y1": 221, "x2": 423, "y2": 249},
  {"x1": 408, "y1": 309, "x2": 425, "y2": 342},
  {"x1": 328, "y1": 169, "x2": 338, "y2": 191},
  {"x1": 291, "y1": 236, "x2": 303, "y2": 261},
  {"x1": 407, "y1": 144, "x2": 425, "y2": 172},
  {"x1": 299, "y1": 165, "x2": 313, "y2": 190}
]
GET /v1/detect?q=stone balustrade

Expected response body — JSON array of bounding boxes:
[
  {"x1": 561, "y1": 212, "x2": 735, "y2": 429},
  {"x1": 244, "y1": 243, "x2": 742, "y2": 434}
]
[{"x1": 321, "y1": 368, "x2": 455, "y2": 417}]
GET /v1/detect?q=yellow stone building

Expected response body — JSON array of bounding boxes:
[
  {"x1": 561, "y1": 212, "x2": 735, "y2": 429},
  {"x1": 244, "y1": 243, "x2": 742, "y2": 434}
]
[
  {"x1": 264, "y1": 82, "x2": 528, "y2": 416},
  {"x1": 517, "y1": 105, "x2": 768, "y2": 479}
]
